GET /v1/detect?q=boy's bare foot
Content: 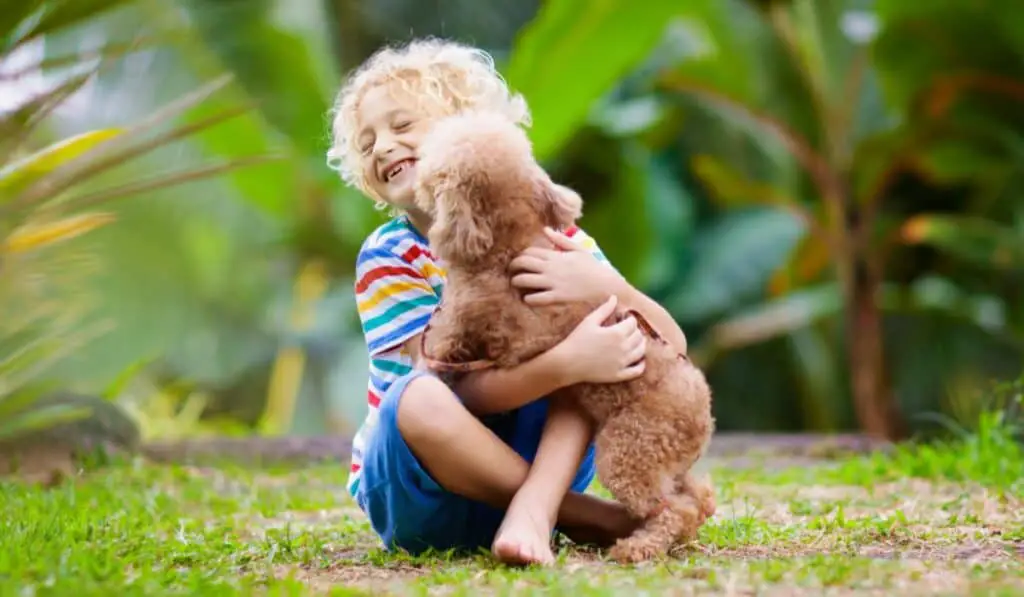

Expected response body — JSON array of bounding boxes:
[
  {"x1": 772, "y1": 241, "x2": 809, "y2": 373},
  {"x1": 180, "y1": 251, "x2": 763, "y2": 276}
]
[
  {"x1": 559, "y1": 499, "x2": 642, "y2": 548},
  {"x1": 491, "y1": 496, "x2": 556, "y2": 566}
]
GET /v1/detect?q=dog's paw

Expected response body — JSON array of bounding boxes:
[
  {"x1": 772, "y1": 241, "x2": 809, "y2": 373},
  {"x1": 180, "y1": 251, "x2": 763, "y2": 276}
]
[{"x1": 608, "y1": 536, "x2": 667, "y2": 565}]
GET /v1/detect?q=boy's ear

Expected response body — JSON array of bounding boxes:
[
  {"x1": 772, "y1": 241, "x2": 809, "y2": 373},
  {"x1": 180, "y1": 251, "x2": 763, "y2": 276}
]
[{"x1": 536, "y1": 178, "x2": 582, "y2": 229}]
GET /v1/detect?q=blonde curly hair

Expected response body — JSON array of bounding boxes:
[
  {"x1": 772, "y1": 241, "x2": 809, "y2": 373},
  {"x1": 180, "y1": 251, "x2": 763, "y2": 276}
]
[{"x1": 326, "y1": 38, "x2": 531, "y2": 209}]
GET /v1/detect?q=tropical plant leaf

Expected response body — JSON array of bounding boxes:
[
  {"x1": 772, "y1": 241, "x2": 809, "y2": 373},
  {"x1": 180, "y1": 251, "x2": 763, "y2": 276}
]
[
  {"x1": 0, "y1": 72, "x2": 94, "y2": 157},
  {"x1": 767, "y1": 231, "x2": 831, "y2": 296},
  {"x1": 702, "y1": 283, "x2": 843, "y2": 352},
  {"x1": 2, "y1": 212, "x2": 116, "y2": 254},
  {"x1": 872, "y1": 0, "x2": 1024, "y2": 119},
  {"x1": 785, "y1": 327, "x2": 844, "y2": 430},
  {"x1": 902, "y1": 214, "x2": 1024, "y2": 271},
  {"x1": 8, "y1": 0, "x2": 138, "y2": 52},
  {"x1": 668, "y1": 207, "x2": 808, "y2": 323},
  {"x1": 1, "y1": 3, "x2": 40, "y2": 51},
  {"x1": 0, "y1": 391, "x2": 141, "y2": 447},
  {"x1": 0, "y1": 386, "x2": 52, "y2": 420},
  {"x1": 660, "y1": 73, "x2": 844, "y2": 204},
  {"x1": 0, "y1": 403, "x2": 92, "y2": 443},
  {"x1": 690, "y1": 153, "x2": 824, "y2": 238},
  {"x1": 179, "y1": 0, "x2": 331, "y2": 160},
  {"x1": 8, "y1": 76, "x2": 245, "y2": 209},
  {"x1": 0, "y1": 129, "x2": 122, "y2": 200},
  {"x1": 62, "y1": 155, "x2": 283, "y2": 212},
  {"x1": 507, "y1": 0, "x2": 702, "y2": 160}
]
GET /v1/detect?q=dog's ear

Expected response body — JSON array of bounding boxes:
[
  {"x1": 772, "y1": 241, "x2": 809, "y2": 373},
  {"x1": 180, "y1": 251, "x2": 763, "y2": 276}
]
[
  {"x1": 535, "y1": 178, "x2": 583, "y2": 229},
  {"x1": 430, "y1": 173, "x2": 494, "y2": 262}
]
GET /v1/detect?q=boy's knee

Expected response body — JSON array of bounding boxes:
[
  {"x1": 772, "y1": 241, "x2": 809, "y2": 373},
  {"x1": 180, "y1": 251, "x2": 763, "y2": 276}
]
[{"x1": 395, "y1": 375, "x2": 465, "y2": 446}]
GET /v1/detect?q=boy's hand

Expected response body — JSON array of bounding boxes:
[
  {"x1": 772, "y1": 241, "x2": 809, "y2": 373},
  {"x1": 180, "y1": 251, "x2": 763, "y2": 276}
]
[
  {"x1": 510, "y1": 227, "x2": 628, "y2": 306},
  {"x1": 552, "y1": 295, "x2": 646, "y2": 385}
]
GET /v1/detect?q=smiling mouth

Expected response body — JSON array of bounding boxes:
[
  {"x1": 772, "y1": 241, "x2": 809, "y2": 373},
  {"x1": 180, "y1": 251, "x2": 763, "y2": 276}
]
[{"x1": 384, "y1": 159, "x2": 416, "y2": 182}]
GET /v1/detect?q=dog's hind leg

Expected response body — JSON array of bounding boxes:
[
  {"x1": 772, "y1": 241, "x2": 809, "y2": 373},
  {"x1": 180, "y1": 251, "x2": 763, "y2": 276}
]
[
  {"x1": 594, "y1": 413, "x2": 701, "y2": 564},
  {"x1": 676, "y1": 472, "x2": 716, "y2": 529},
  {"x1": 607, "y1": 492, "x2": 702, "y2": 564}
]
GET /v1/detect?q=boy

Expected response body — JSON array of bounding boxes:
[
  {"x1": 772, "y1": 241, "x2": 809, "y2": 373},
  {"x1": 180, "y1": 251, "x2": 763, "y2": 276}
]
[{"x1": 327, "y1": 38, "x2": 690, "y2": 565}]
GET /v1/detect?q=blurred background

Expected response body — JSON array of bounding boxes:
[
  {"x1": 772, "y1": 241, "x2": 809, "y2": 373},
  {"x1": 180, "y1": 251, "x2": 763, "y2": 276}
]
[{"x1": 2, "y1": 0, "x2": 1023, "y2": 461}]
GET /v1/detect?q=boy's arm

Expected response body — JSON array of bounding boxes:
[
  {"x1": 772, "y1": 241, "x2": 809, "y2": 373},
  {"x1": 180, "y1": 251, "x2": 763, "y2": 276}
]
[
  {"x1": 450, "y1": 344, "x2": 572, "y2": 416},
  {"x1": 399, "y1": 330, "x2": 569, "y2": 416},
  {"x1": 613, "y1": 283, "x2": 688, "y2": 356},
  {"x1": 404, "y1": 334, "x2": 571, "y2": 416},
  {"x1": 565, "y1": 227, "x2": 689, "y2": 357}
]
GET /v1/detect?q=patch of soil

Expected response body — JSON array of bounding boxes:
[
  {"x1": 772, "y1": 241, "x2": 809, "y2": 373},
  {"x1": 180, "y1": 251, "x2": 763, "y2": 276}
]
[
  {"x1": 0, "y1": 441, "x2": 75, "y2": 487},
  {"x1": 273, "y1": 555, "x2": 430, "y2": 594}
]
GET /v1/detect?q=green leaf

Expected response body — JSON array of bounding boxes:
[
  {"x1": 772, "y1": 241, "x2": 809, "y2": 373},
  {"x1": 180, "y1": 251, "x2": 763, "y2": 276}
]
[
  {"x1": 61, "y1": 155, "x2": 283, "y2": 212},
  {"x1": 0, "y1": 2, "x2": 41, "y2": 53},
  {"x1": 0, "y1": 392, "x2": 140, "y2": 447},
  {"x1": 663, "y1": 0, "x2": 757, "y2": 102},
  {"x1": 507, "y1": 0, "x2": 691, "y2": 160},
  {"x1": 639, "y1": 150, "x2": 697, "y2": 292},
  {"x1": 704, "y1": 283, "x2": 843, "y2": 352},
  {"x1": 3, "y1": 212, "x2": 116, "y2": 254},
  {"x1": 691, "y1": 153, "x2": 801, "y2": 209},
  {"x1": 14, "y1": 0, "x2": 138, "y2": 50},
  {"x1": 0, "y1": 386, "x2": 52, "y2": 421},
  {"x1": 180, "y1": 0, "x2": 331, "y2": 159},
  {"x1": 873, "y1": 0, "x2": 1024, "y2": 116},
  {"x1": 576, "y1": 142, "x2": 654, "y2": 285},
  {"x1": 902, "y1": 214, "x2": 1024, "y2": 271},
  {"x1": 0, "y1": 73, "x2": 94, "y2": 158},
  {"x1": 0, "y1": 403, "x2": 92, "y2": 443},
  {"x1": 0, "y1": 129, "x2": 122, "y2": 201},
  {"x1": 669, "y1": 207, "x2": 808, "y2": 323},
  {"x1": 7, "y1": 76, "x2": 250, "y2": 210}
]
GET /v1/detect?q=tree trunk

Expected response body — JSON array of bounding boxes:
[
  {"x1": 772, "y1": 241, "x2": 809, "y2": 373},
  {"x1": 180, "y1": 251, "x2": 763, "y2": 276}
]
[
  {"x1": 843, "y1": 253, "x2": 909, "y2": 441},
  {"x1": 830, "y1": 198, "x2": 908, "y2": 442}
]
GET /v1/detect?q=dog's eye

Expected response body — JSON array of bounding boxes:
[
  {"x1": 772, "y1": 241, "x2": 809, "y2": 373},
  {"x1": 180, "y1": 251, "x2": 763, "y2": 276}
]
[{"x1": 394, "y1": 121, "x2": 412, "y2": 132}]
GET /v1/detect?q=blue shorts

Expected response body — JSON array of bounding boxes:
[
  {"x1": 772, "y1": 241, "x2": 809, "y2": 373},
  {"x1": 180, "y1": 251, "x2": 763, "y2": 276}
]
[{"x1": 354, "y1": 369, "x2": 597, "y2": 555}]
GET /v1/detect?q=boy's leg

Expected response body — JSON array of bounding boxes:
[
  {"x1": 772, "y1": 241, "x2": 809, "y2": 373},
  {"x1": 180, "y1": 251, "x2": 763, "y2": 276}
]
[
  {"x1": 491, "y1": 396, "x2": 597, "y2": 564},
  {"x1": 396, "y1": 375, "x2": 636, "y2": 561}
]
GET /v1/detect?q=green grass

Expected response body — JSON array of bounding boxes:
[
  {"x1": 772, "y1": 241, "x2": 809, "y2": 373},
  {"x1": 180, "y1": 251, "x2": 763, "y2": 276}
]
[{"x1": 2, "y1": 428, "x2": 1023, "y2": 596}]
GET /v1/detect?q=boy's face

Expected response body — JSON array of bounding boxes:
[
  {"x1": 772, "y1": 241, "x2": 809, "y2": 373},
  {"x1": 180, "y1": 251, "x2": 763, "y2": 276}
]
[{"x1": 356, "y1": 83, "x2": 433, "y2": 210}]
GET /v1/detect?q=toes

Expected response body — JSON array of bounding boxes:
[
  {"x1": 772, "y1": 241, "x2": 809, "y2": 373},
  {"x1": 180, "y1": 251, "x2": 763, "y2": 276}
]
[{"x1": 492, "y1": 537, "x2": 554, "y2": 567}]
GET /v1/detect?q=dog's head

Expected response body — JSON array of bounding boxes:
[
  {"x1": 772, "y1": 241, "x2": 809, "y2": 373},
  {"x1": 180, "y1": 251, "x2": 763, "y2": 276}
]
[{"x1": 414, "y1": 111, "x2": 582, "y2": 266}]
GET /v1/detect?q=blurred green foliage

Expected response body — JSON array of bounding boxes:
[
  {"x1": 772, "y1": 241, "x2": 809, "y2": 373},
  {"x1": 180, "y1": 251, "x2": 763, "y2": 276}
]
[{"x1": 2, "y1": 0, "x2": 1022, "y2": 445}]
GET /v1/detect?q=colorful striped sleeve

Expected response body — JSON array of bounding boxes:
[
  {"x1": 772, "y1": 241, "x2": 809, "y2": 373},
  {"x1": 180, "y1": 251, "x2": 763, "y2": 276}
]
[
  {"x1": 566, "y1": 226, "x2": 615, "y2": 268},
  {"x1": 354, "y1": 244, "x2": 439, "y2": 357}
]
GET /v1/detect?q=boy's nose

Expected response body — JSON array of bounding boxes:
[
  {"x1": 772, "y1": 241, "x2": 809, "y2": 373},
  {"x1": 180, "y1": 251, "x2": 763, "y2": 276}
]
[{"x1": 374, "y1": 131, "x2": 400, "y2": 155}]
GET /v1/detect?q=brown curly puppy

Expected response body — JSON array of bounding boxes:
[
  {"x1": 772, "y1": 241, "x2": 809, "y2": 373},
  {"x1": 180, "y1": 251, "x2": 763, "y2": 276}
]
[{"x1": 413, "y1": 110, "x2": 716, "y2": 564}]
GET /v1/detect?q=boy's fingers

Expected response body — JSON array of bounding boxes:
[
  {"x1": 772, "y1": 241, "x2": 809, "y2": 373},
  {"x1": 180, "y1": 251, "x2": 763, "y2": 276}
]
[
  {"x1": 626, "y1": 330, "x2": 646, "y2": 352},
  {"x1": 626, "y1": 342, "x2": 645, "y2": 365},
  {"x1": 523, "y1": 290, "x2": 557, "y2": 306},
  {"x1": 586, "y1": 294, "x2": 618, "y2": 322},
  {"x1": 509, "y1": 254, "x2": 546, "y2": 272},
  {"x1": 617, "y1": 361, "x2": 646, "y2": 381},
  {"x1": 511, "y1": 273, "x2": 549, "y2": 290},
  {"x1": 611, "y1": 314, "x2": 638, "y2": 336},
  {"x1": 543, "y1": 227, "x2": 584, "y2": 252}
]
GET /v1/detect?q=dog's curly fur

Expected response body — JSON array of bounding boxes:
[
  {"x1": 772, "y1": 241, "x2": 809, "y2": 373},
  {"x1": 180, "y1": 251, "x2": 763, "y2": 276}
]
[{"x1": 414, "y1": 111, "x2": 717, "y2": 564}]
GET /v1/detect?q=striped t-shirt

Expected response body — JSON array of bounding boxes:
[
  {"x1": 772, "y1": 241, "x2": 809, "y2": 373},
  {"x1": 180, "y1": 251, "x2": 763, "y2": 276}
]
[{"x1": 347, "y1": 214, "x2": 610, "y2": 498}]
